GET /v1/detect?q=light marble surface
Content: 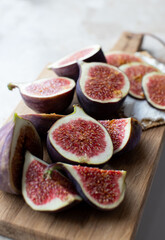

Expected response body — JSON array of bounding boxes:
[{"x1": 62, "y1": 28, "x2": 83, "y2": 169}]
[{"x1": 0, "y1": 0, "x2": 165, "y2": 239}]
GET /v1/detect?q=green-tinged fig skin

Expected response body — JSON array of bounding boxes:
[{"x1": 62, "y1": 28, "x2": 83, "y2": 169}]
[
  {"x1": 20, "y1": 113, "x2": 64, "y2": 137},
  {"x1": 51, "y1": 48, "x2": 107, "y2": 81},
  {"x1": 0, "y1": 117, "x2": 43, "y2": 194}
]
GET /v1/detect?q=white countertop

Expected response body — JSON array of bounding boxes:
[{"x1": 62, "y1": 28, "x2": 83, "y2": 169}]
[{"x1": 0, "y1": 0, "x2": 165, "y2": 239}]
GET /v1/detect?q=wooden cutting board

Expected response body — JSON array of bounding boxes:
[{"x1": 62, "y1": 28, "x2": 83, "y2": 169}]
[{"x1": 0, "y1": 32, "x2": 164, "y2": 240}]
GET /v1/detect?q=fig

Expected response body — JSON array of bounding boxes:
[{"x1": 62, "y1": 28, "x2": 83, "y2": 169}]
[
  {"x1": 48, "y1": 44, "x2": 107, "y2": 81},
  {"x1": 47, "y1": 105, "x2": 113, "y2": 165},
  {"x1": 142, "y1": 72, "x2": 165, "y2": 110},
  {"x1": 8, "y1": 77, "x2": 75, "y2": 113},
  {"x1": 99, "y1": 118, "x2": 142, "y2": 154},
  {"x1": 0, "y1": 114, "x2": 42, "y2": 194},
  {"x1": 120, "y1": 62, "x2": 159, "y2": 99},
  {"x1": 105, "y1": 50, "x2": 142, "y2": 67},
  {"x1": 22, "y1": 151, "x2": 81, "y2": 211},
  {"x1": 56, "y1": 162, "x2": 126, "y2": 210},
  {"x1": 76, "y1": 61, "x2": 130, "y2": 119}
]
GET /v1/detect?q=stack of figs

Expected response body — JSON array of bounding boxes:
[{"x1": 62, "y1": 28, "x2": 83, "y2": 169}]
[{"x1": 1, "y1": 44, "x2": 164, "y2": 212}]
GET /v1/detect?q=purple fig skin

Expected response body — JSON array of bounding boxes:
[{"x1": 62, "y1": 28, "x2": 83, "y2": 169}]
[
  {"x1": 50, "y1": 47, "x2": 107, "y2": 81},
  {"x1": 0, "y1": 115, "x2": 43, "y2": 194},
  {"x1": 20, "y1": 113, "x2": 64, "y2": 137}
]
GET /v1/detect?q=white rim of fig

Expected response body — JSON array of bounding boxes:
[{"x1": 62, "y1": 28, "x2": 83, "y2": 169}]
[
  {"x1": 142, "y1": 72, "x2": 165, "y2": 110},
  {"x1": 48, "y1": 105, "x2": 113, "y2": 165},
  {"x1": 119, "y1": 62, "x2": 159, "y2": 99},
  {"x1": 48, "y1": 44, "x2": 101, "y2": 68},
  {"x1": 79, "y1": 62, "x2": 130, "y2": 103},
  {"x1": 60, "y1": 163, "x2": 126, "y2": 209},
  {"x1": 22, "y1": 151, "x2": 81, "y2": 211},
  {"x1": 18, "y1": 77, "x2": 75, "y2": 98}
]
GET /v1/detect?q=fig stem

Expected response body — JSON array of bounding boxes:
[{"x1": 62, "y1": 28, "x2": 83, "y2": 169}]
[{"x1": 7, "y1": 83, "x2": 18, "y2": 91}]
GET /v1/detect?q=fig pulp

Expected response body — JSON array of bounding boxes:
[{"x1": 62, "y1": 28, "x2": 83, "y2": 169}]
[
  {"x1": 56, "y1": 162, "x2": 126, "y2": 210},
  {"x1": 8, "y1": 77, "x2": 75, "y2": 113},
  {"x1": 0, "y1": 114, "x2": 42, "y2": 194},
  {"x1": 47, "y1": 105, "x2": 113, "y2": 165},
  {"x1": 120, "y1": 62, "x2": 159, "y2": 99},
  {"x1": 22, "y1": 151, "x2": 81, "y2": 211},
  {"x1": 48, "y1": 44, "x2": 106, "y2": 81},
  {"x1": 99, "y1": 118, "x2": 142, "y2": 154},
  {"x1": 76, "y1": 61, "x2": 130, "y2": 119},
  {"x1": 142, "y1": 72, "x2": 165, "y2": 110},
  {"x1": 105, "y1": 51, "x2": 142, "y2": 67}
]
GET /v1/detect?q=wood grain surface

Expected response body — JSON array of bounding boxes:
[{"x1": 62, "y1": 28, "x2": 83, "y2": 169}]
[{"x1": 0, "y1": 32, "x2": 164, "y2": 240}]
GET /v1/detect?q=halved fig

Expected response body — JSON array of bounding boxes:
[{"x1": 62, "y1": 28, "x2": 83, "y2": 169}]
[
  {"x1": 120, "y1": 62, "x2": 159, "y2": 99},
  {"x1": 48, "y1": 45, "x2": 107, "y2": 81},
  {"x1": 142, "y1": 72, "x2": 165, "y2": 110},
  {"x1": 8, "y1": 77, "x2": 75, "y2": 113},
  {"x1": 56, "y1": 162, "x2": 126, "y2": 210},
  {"x1": 22, "y1": 151, "x2": 81, "y2": 211},
  {"x1": 0, "y1": 114, "x2": 42, "y2": 194},
  {"x1": 99, "y1": 118, "x2": 142, "y2": 154},
  {"x1": 47, "y1": 105, "x2": 113, "y2": 165},
  {"x1": 105, "y1": 51, "x2": 142, "y2": 67},
  {"x1": 76, "y1": 61, "x2": 130, "y2": 119}
]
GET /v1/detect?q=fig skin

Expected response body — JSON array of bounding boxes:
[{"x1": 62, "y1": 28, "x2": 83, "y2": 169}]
[
  {"x1": 0, "y1": 115, "x2": 43, "y2": 194},
  {"x1": 48, "y1": 45, "x2": 107, "y2": 81}
]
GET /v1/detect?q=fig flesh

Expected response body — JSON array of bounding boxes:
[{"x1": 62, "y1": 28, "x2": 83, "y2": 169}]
[
  {"x1": 99, "y1": 118, "x2": 142, "y2": 154},
  {"x1": 48, "y1": 44, "x2": 107, "y2": 81},
  {"x1": 8, "y1": 77, "x2": 75, "y2": 113},
  {"x1": 76, "y1": 61, "x2": 130, "y2": 119},
  {"x1": 0, "y1": 114, "x2": 42, "y2": 194},
  {"x1": 22, "y1": 151, "x2": 81, "y2": 211},
  {"x1": 56, "y1": 162, "x2": 126, "y2": 210},
  {"x1": 105, "y1": 51, "x2": 142, "y2": 67},
  {"x1": 142, "y1": 72, "x2": 165, "y2": 110},
  {"x1": 120, "y1": 62, "x2": 159, "y2": 99},
  {"x1": 47, "y1": 105, "x2": 113, "y2": 165}
]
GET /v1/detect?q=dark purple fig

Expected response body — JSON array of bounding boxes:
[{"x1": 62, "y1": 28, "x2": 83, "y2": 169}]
[
  {"x1": 76, "y1": 61, "x2": 130, "y2": 119},
  {"x1": 56, "y1": 162, "x2": 126, "y2": 210},
  {"x1": 0, "y1": 114, "x2": 43, "y2": 194},
  {"x1": 99, "y1": 118, "x2": 142, "y2": 154},
  {"x1": 142, "y1": 72, "x2": 165, "y2": 110},
  {"x1": 20, "y1": 112, "x2": 64, "y2": 137},
  {"x1": 8, "y1": 77, "x2": 75, "y2": 113},
  {"x1": 120, "y1": 62, "x2": 159, "y2": 99},
  {"x1": 105, "y1": 50, "x2": 142, "y2": 67},
  {"x1": 47, "y1": 105, "x2": 113, "y2": 165},
  {"x1": 22, "y1": 151, "x2": 81, "y2": 211},
  {"x1": 48, "y1": 44, "x2": 107, "y2": 81}
]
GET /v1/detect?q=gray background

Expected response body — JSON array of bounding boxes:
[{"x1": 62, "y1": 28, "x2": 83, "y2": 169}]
[{"x1": 0, "y1": 0, "x2": 165, "y2": 239}]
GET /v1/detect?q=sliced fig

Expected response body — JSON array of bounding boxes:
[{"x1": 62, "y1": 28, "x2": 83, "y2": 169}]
[
  {"x1": 8, "y1": 77, "x2": 75, "y2": 113},
  {"x1": 76, "y1": 61, "x2": 130, "y2": 119},
  {"x1": 105, "y1": 51, "x2": 142, "y2": 67},
  {"x1": 22, "y1": 151, "x2": 81, "y2": 211},
  {"x1": 99, "y1": 118, "x2": 142, "y2": 154},
  {"x1": 47, "y1": 105, "x2": 113, "y2": 165},
  {"x1": 48, "y1": 44, "x2": 106, "y2": 81},
  {"x1": 56, "y1": 162, "x2": 126, "y2": 210},
  {"x1": 120, "y1": 62, "x2": 159, "y2": 99},
  {"x1": 0, "y1": 114, "x2": 42, "y2": 194},
  {"x1": 142, "y1": 72, "x2": 165, "y2": 110}
]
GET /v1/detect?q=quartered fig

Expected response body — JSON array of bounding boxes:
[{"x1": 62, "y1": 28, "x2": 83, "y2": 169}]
[
  {"x1": 142, "y1": 72, "x2": 165, "y2": 110},
  {"x1": 48, "y1": 44, "x2": 107, "y2": 81},
  {"x1": 56, "y1": 162, "x2": 126, "y2": 210},
  {"x1": 8, "y1": 77, "x2": 75, "y2": 113},
  {"x1": 105, "y1": 51, "x2": 142, "y2": 67},
  {"x1": 0, "y1": 114, "x2": 42, "y2": 194},
  {"x1": 120, "y1": 62, "x2": 159, "y2": 99},
  {"x1": 76, "y1": 61, "x2": 130, "y2": 119},
  {"x1": 99, "y1": 118, "x2": 142, "y2": 154},
  {"x1": 47, "y1": 105, "x2": 113, "y2": 165},
  {"x1": 22, "y1": 151, "x2": 81, "y2": 211}
]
